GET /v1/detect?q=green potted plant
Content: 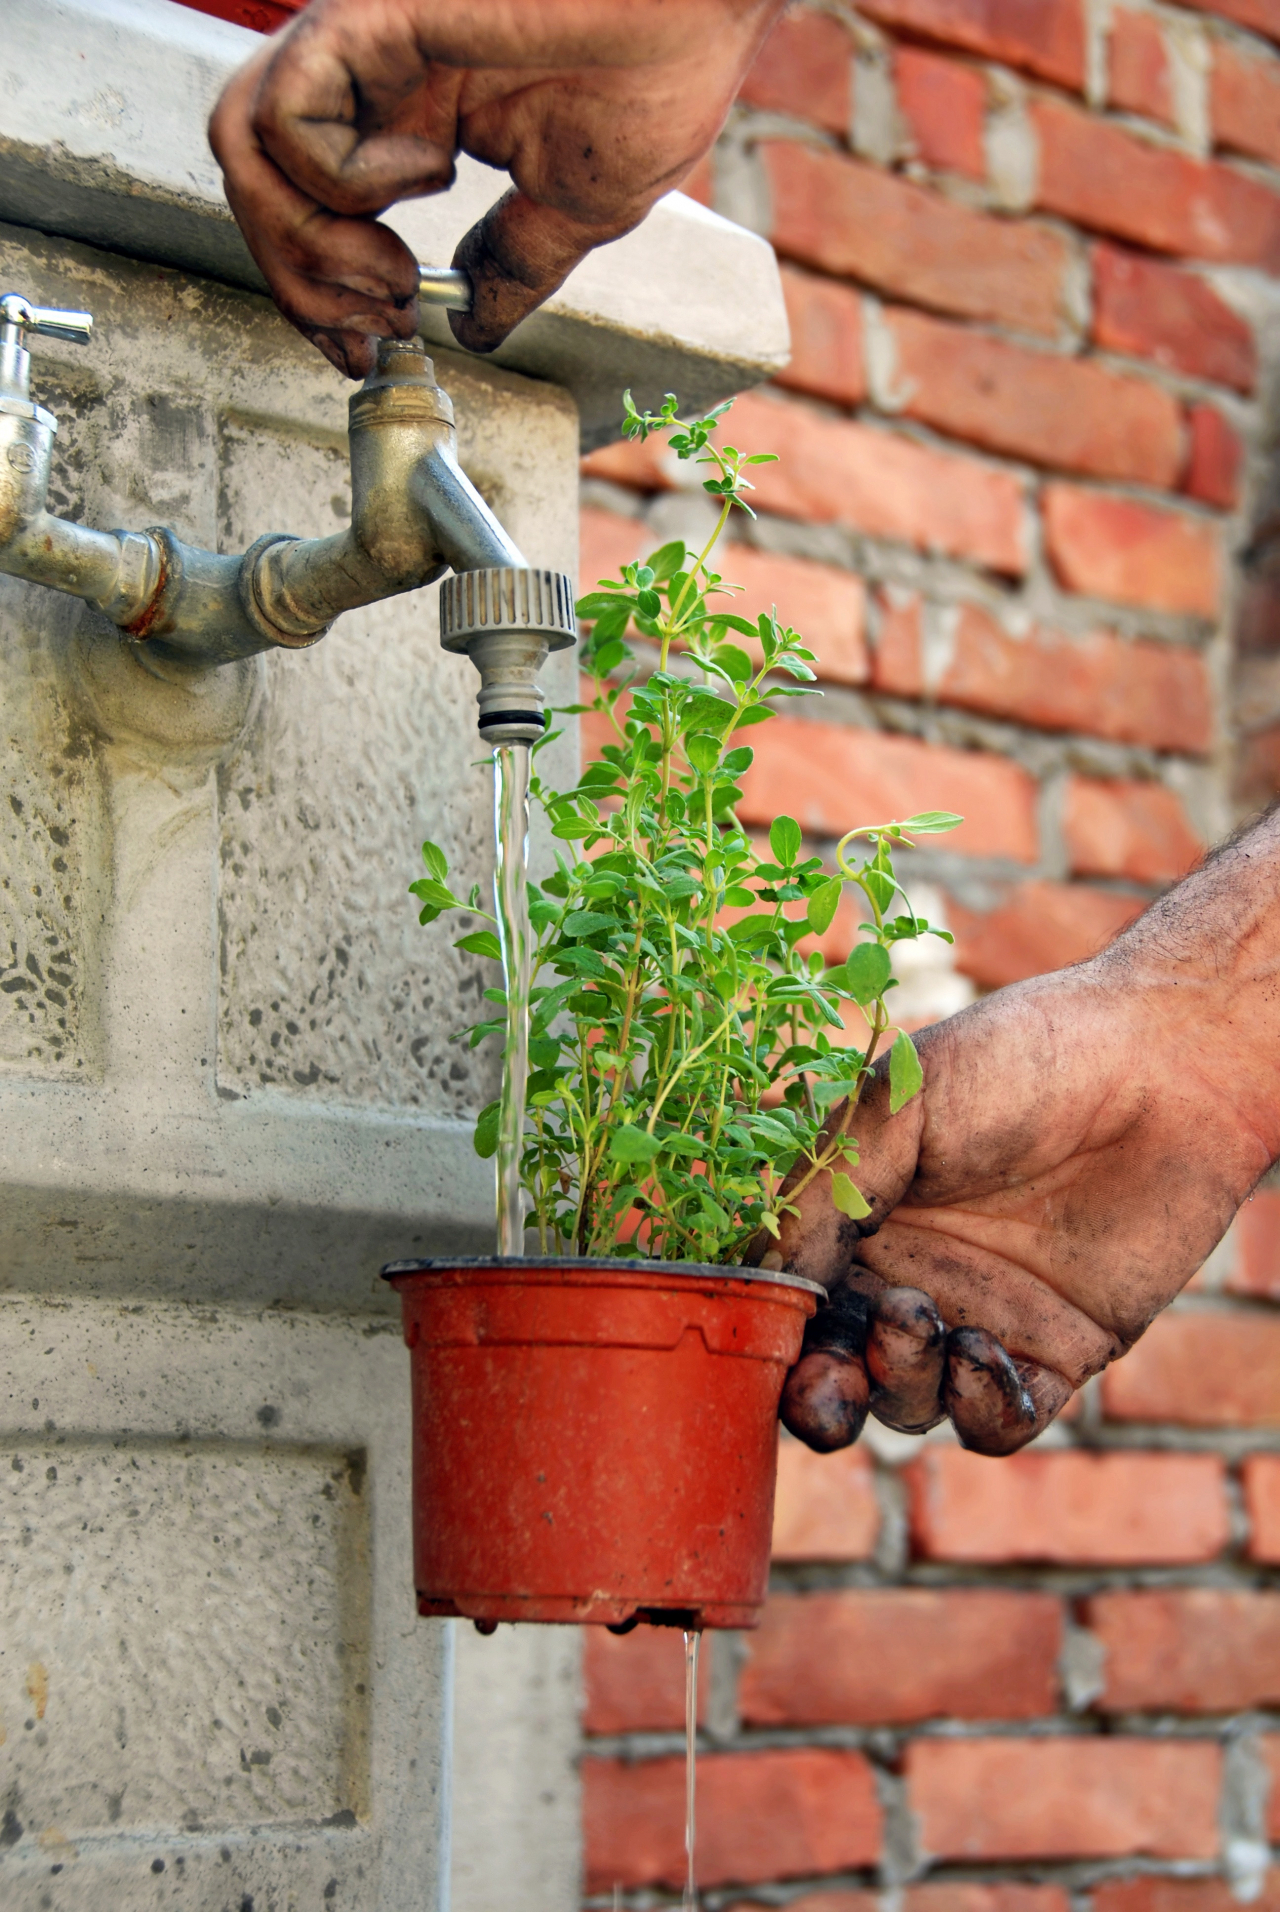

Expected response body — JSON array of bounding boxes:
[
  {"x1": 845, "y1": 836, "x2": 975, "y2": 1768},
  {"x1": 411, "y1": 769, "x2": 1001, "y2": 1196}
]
[{"x1": 385, "y1": 393, "x2": 958, "y2": 1631}]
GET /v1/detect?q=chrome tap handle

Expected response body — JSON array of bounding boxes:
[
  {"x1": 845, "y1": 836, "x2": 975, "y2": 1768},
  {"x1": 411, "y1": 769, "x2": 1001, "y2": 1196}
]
[
  {"x1": 417, "y1": 266, "x2": 472, "y2": 313},
  {"x1": 0, "y1": 293, "x2": 93, "y2": 407},
  {"x1": 0, "y1": 293, "x2": 94, "y2": 351}
]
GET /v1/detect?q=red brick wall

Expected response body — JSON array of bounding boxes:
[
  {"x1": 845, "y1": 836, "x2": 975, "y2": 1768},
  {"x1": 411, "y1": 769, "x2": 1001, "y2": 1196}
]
[{"x1": 578, "y1": 3, "x2": 1280, "y2": 1907}]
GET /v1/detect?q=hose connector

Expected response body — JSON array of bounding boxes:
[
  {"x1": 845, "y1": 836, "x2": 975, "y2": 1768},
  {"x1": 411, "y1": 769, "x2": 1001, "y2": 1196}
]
[{"x1": 439, "y1": 566, "x2": 576, "y2": 745}]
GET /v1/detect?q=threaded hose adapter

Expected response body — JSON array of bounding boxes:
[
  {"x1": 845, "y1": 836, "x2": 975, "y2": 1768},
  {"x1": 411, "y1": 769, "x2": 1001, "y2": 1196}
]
[{"x1": 439, "y1": 566, "x2": 576, "y2": 745}]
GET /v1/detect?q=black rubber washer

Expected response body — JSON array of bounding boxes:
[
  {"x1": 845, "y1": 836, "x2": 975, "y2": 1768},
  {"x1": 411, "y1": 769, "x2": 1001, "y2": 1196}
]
[{"x1": 478, "y1": 710, "x2": 546, "y2": 729}]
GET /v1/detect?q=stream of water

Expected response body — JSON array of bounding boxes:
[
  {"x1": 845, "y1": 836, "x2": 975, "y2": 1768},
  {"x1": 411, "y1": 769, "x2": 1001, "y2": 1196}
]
[
  {"x1": 683, "y1": 1630, "x2": 700, "y2": 1911},
  {"x1": 491, "y1": 742, "x2": 701, "y2": 1907},
  {"x1": 492, "y1": 743, "x2": 533, "y2": 1257}
]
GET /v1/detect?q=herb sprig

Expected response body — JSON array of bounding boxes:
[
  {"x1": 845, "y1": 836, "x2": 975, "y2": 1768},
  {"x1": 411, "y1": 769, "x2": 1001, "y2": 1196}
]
[{"x1": 414, "y1": 393, "x2": 959, "y2": 1262}]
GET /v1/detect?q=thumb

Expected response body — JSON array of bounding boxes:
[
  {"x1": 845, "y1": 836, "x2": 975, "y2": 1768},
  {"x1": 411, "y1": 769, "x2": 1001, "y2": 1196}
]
[
  {"x1": 762, "y1": 1055, "x2": 926, "y2": 1288},
  {"x1": 449, "y1": 188, "x2": 637, "y2": 353}
]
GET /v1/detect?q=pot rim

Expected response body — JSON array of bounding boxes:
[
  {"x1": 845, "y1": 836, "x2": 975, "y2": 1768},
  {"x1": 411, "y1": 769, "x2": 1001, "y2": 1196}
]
[{"x1": 381, "y1": 1253, "x2": 826, "y2": 1299}]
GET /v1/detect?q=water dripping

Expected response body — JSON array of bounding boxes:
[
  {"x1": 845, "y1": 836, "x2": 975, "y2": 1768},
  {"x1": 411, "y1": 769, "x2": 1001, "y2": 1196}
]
[
  {"x1": 682, "y1": 1629, "x2": 700, "y2": 1912},
  {"x1": 493, "y1": 742, "x2": 533, "y2": 1257}
]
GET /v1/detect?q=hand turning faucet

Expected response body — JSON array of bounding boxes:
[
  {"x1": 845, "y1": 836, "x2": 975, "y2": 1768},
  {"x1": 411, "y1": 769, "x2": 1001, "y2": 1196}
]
[{"x1": 0, "y1": 281, "x2": 574, "y2": 745}]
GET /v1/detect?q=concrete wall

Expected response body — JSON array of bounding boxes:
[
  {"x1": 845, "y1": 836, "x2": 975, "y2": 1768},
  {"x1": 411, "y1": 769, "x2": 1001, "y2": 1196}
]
[{"x1": 0, "y1": 217, "x2": 581, "y2": 1912}]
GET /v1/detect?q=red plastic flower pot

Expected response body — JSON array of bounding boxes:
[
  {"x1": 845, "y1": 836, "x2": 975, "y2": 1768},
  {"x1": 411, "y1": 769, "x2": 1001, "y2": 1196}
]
[{"x1": 383, "y1": 1256, "x2": 822, "y2": 1630}]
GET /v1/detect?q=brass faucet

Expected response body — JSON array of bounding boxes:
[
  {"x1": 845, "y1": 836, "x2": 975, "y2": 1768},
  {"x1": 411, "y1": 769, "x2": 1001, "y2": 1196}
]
[{"x1": 0, "y1": 286, "x2": 574, "y2": 744}]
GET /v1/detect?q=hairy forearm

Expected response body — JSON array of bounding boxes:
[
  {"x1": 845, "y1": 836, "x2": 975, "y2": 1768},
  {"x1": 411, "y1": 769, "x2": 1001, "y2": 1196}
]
[{"x1": 1098, "y1": 804, "x2": 1280, "y2": 1162}]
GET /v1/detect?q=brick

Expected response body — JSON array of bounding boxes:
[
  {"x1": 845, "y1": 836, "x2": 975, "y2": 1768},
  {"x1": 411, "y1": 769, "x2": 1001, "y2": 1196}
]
[
  {"x1": 1109, "y1": 9, "x2": 1175, "y2": 126},
  {"x1": 739, "y1": 713, "x2": 1039, "y2": 861},
  {"x1": 871, "y1": 589, "x2": 926, "y2": 697},
  {"x1": 579, "y1": 505, "x2": 648, "y2": 585},
  {"x1": 1064, "y1": 776, "x2": 1202, "y2": 885},
  {"x1": 947, "y1": 880, "x2": 1144, "y2": 987},
  {"x1": 1236, "y1": 721, "x2": 1280, "y2": 808},
  {"x1": 906, "y1": 1736, "x2": 1222, "y2": 1860},
  {"x1": 775, "y1": 263, "x2": 867, "y2": 406},
  {"x1": 728, "y1": 1897, "x2": 876, "y2": 1912},
  {"x1": 948, "y1": 606, "x2": 1211, "y2": 751},
  {"x1": 1229, "y1": 1187, "x2": 1280, "y2": 1300},
  {"x1": 739, "y1": 7, "x2": 853, "y2": 137},
  {"x1": 1183, "y1": 404, "x2": 1242, "y2": 510},
  {"x1": 587, "y1": 388, "x2": 1028, "y2": 573},
  {"x1": 857, "y1": 0, "x2": 1085, "y2": 88},
  {"x1": 1095, "y1": 1878, "x2": 1280, "y2": 1912},
  {"x1": 895, "y1": 48, "x2": 988, "y2": 179},
  {"x1": 740, "y1": 1588, "x2": 1062, "y2": 1725},
  {"x1": 872, "y1": 597, "x2": 1211, "y2": 753},
  {"x1": 772, "y1": 1435, "x2": 880, "y2": 1560},
  {"x1": 742, "y1": 389, "x2": 1027, "y2": 571},
  {"x1": 1086, "y1": 1589, "x2": 1280, "y2": 1712},
  {"x1": 182, "y1": 0, "x2": 297, "y2": 26},
  {"x1": 1043, "y1": 485, "x2": 1221, "y2": 618},
  {"x1": 908, "y1": 1447, "x2": 1231, "y2": 1564},
  {"x1": 1092, "y1": 244, "x2": 1256, "y2": 394},
  {"x1": 761, "y1": 140, "x2": 1070, "y2": 336},
  {"x1": 580, "y1": 432, "x2": 673, "y2": 492},
  {"x1": 1169, "y1": 0, "x2": 1280, "y2": 43},
  {"x1": 1244, "y1": 1455, "x2": 1280, "y2": 1561},
  {"x1": 883, "y1": 308, "x2": 1184, "y2": 487},
  {"x1": 578, "y1": 507, "x2": 870, "y2": 686},
  {"x1": 582, "y1": 1625, "x2": 709, "y2": 1735},
  {"x1": 908, "y1": 1890, "x2": 1070, "y2": 1912},
  {"x1": 1213, "y1": 40, "x2": 1280, "y2": 165},
  {"x1": 1034, "y1": 97, "x2": 1280, "y2": 268},
  {"x1": 582, "y1": 1748, "x2": 882, "y2": 1891},
  {"x1": 1102, "y1": 1310, "x2": 1280, "y2": 1425}
]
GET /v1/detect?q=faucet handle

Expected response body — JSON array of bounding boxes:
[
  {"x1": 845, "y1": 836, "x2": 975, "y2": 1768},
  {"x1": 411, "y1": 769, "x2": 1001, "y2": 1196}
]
[
  {"x1": 0, "y1": 293, "x2": 94, "y2": 350},
  {"x1": 417, "y1": 266, "x2": 472, "y2": 313}
]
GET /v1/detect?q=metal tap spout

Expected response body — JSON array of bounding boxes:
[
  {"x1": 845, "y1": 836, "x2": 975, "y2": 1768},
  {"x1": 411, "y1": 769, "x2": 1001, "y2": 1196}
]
[{"x1": 0, "y1": 295, "x2": 575, "y2": 729}]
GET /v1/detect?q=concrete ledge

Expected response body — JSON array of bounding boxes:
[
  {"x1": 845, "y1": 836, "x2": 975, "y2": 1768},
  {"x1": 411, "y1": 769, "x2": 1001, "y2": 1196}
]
[{"x1": 0, "y1": 0, "x2": 789, "y2": 447}]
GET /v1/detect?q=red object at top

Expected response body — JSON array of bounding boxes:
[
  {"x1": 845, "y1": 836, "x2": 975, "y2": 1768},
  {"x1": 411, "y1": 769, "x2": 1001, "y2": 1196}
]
[{"x1": 175, "y1": 0, "x2": 305, "y2": 32}]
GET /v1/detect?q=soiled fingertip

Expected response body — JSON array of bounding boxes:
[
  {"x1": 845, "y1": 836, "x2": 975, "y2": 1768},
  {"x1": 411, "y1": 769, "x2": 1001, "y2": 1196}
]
[
  {"x1": 780, "y1": 1351, "x2": 870, "y2": 1453},
  {"x1": 866, "y1": 1285, "x2": 946, "y2": 1434},
  {"x1": 944, "y1": 1325, "x2": 1038, "y2": 1456}
]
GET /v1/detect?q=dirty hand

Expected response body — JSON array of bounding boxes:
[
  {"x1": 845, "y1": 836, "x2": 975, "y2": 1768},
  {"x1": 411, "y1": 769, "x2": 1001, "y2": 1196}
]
[
  {"x1": 208, "y1": 0, "x2": 784, "y2": 376},
  {"x1": 765, "y1": 810, "x2": 1280, "y2": 1456}
]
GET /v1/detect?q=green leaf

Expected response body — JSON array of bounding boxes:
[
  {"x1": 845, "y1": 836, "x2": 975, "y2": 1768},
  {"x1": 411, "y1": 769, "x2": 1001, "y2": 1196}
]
[
  {"x1": 901, "y1": 811, "x2": 963, "y2": 835},
  {"x1": 474, "y1": 1101, "x2": 501, "y2": 1159},
  {"x1": 685, "y1": 732, "x2": 721, "y2": 775},
  {"x1": 554, "y1": 945, "x2": 608, "y2": 977},
  {"x1": 409, "y1": 877, "x2": 459, "y2": 912},
  {"x1": 769, "y1": 815, "x2": 803, "y2": 867},
  {"x1": 840, "y1": 941, "x2": 892, "y2": 1005},
  {"x1": 637, "y1": 589, "x2": 662, "y2": 619},
  {"x1": 806, "y1": 876, "x2": 842, "y2": 938},
  {"x1": 421, "y1": 839, "x2": 449, "y2": 883},
  {"x1": 889, "y1": 1028, "x2": 923, "y2": 1114},
  {"x1": 591, "y1": 638, "x2": 627, "y2": 676},
  {"x1": 721, "y1": 745, "x2": 755, "y2": 776},
  {"x1": 830, "y1": 1171, "x2": 872, "y2": 1220},
  {"x1": 646, "y1": 539, "x2": 687, "y2": 581},
  {"x1": 610, "y1": 1125, "x2": 663, "y2": 1165},
  {"x1": 454, "y1": 930, "x2": 502, "y2": 960},
  {"x1": 563, "y1": 909, "x2": 617, "y2": 939},
  {"x1": 711, "y1": 644, "x2": 754, "y2": 683}
]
